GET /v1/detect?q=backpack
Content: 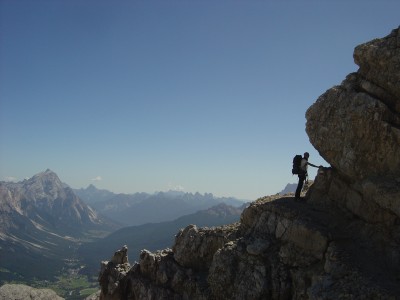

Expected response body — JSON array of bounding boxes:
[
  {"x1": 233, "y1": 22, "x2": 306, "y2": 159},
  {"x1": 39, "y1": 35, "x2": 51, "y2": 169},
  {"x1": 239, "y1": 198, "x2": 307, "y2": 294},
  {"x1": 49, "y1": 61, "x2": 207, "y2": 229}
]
[{"x1": 292, "y1": 155, "x2": 302, "y2": 175}]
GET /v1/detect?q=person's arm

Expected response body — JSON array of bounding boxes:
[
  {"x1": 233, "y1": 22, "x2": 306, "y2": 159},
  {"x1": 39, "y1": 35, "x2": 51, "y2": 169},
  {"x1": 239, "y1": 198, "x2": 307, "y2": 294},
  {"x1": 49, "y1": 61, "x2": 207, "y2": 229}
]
[{"x1": 307, "y1": 162, "x2": 320, "y2": 168}]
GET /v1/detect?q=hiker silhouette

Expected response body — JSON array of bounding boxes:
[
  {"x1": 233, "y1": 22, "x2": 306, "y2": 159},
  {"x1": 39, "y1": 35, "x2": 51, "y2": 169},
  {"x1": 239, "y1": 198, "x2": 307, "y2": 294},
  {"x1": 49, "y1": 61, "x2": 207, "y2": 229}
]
[{"x1": 295, "y1": 152, "x2": 320, "y2": 200}]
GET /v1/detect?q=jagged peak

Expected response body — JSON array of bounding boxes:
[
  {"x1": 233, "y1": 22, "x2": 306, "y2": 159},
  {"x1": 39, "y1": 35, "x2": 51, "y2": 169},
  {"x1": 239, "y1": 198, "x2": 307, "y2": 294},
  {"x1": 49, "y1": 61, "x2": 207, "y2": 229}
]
[
  {"x1": 1, "y1": 170, "x2": 65, "y2": 199},
  {"x1": 33, "y1": 169, "x2": 60, "y2": 179}
]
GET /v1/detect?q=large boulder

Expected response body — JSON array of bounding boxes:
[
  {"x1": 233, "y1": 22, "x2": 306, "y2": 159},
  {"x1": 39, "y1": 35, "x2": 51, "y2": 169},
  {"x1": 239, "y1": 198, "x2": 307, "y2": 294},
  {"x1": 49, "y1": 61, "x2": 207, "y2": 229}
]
[
  {"x1": 306, "y1": 73, "x2": 400, "y2": 181},
  {"x1": 354, "y1": 28, "x2": 400, "y2": 103},
  {"x1": 306, "y1": 27, "x2": 400, "y2": 221}
]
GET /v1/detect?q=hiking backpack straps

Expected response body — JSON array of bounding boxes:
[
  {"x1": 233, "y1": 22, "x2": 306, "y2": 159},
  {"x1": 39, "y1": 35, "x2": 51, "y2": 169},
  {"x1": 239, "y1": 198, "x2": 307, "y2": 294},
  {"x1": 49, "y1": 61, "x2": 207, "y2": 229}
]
[{"x1": 292, "y1": 154, "x2": 302, "y2": 175}]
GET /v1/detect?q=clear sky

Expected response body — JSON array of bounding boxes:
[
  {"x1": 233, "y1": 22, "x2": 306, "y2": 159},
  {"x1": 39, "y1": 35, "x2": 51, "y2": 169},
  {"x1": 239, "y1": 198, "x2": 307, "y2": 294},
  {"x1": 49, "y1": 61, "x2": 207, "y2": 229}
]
[{"x1": 0, "y1": 0, "x2": 399, "y2": 200}]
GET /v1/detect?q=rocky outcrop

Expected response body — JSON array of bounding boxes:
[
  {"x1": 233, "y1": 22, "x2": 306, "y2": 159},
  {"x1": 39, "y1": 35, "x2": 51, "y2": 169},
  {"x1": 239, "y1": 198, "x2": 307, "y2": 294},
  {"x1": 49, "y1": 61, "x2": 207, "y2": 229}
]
[
  {"x1": 98, "y1": 246, "x2": 131, "y2": 299},
  {"x1": 99, "y1": 195, "x2": 399, "y2": 299},
  {"x1": 306, "y1": 28, "x2": 400, "y2": 228},
  {"x1": 0, "y1": 284, "x2": 63, "y2": 300},
  {"x1": 98, "y1": 223, "x2": 240, "y2": 300},
  {"x1": 98, "y1": 28, "x2": 400, "y2": 299},
  {"x1": 306, "y1": 27, "x2": 400, "y2": 224}
]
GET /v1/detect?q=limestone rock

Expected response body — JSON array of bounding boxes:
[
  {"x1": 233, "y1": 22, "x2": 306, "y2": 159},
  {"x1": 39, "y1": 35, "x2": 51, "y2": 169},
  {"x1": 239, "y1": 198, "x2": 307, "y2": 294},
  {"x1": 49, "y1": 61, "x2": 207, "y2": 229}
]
[
  {"x1": 98, "y1": 196, "x2": 399, "y2": 299},
  {"x1": 306, "y1": 27, "x2": 400, "y2": 223},
  {"x1": 0, "y1": 284, "x2": 63, "y2": 300},
  {"x1": 306, "y1": 73, "x2": 400, "y2": 181},
  {"x1": 354, "y1": 27, "x2": 400, "y2": 104},
  {"x1": 173, "y1": 224, "x2": 238, "y2": 271},
  {"x1": 246, "y1": 238, "x2": 270, "y2": 255},
  {"x1": 98, "y1": 246, "x2": 131, "y2": 300},
  {"x1": 110, "y1": 245, "x2": 129, "y2": 265},
  {"x1": 307, "y1": 27, "x2": 400, "y2": 182}
]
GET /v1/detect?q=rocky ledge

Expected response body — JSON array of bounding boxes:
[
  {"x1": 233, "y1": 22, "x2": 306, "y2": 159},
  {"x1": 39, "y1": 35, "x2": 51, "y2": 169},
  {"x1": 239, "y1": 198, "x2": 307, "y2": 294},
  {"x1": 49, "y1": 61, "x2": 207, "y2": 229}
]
[{"x1": 98, "y1": 27, "x2": 400, "y2": 299}]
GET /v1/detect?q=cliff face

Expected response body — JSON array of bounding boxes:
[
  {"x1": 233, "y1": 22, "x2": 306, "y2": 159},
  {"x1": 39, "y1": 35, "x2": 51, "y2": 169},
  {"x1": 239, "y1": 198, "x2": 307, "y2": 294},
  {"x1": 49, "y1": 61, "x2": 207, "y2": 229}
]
[
  {"x1": 306, "y1": 28, "x2": 400, "y2": 227},
  {"x1": 98, "y1": 28, "x2": 400, "y2": 299}
]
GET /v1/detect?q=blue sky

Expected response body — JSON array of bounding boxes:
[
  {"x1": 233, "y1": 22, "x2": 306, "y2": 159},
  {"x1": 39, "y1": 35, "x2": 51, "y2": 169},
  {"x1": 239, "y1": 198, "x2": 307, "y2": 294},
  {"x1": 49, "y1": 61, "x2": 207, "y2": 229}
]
[{"x1": 0, "y1": 0, "x2": 399, "y2": 200}]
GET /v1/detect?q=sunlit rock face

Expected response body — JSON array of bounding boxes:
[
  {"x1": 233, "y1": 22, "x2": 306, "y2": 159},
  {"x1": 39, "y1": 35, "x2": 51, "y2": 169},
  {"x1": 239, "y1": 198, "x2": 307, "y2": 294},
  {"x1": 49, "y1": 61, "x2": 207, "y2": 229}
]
[
  {"x1": 306, "y1": 28, "x2": 400, "y2": 182},
  {"x1": 306, "y1": 27, "x2": 400, "y2": 222}
]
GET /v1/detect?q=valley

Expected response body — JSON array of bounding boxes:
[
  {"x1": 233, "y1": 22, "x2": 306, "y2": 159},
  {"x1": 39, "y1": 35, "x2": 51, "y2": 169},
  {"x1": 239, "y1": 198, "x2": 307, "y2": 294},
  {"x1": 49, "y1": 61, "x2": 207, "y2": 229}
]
[{"x1": 0, "y1": 170, "x2": 246, "y2": 299}]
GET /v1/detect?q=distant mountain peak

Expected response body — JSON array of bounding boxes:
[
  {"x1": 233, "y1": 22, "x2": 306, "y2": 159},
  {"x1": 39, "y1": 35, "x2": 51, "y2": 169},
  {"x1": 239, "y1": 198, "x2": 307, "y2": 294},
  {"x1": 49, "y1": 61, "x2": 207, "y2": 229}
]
[
  {"x1": 26, "y1": 169, "x2": 63, "y2": 191},
  {"x1": 31, "y1": 168, "x2": 57, "y2": 178},
  {"x1": 32, "y1": 168, "x2": 59, "y2": 179},
  {"x1": 279, "y1": 183, "x2": 297, "y2": 195},
  {"x1": 0, "y1": 170, "x2": 117, "y2": 282},
  {"x1": 1, "y1": 169, "x2": 110, "y2": 232},
  {"x1": 87, "y1": 184, "x2": 97, "y2": 190}
]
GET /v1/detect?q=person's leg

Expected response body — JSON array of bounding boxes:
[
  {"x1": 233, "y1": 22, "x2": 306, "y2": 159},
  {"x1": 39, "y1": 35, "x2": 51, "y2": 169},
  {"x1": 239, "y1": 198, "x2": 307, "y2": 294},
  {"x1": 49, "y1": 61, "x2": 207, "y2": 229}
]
[{"x1": 295, "y1": 174, "x2": 305, "y2": 198}]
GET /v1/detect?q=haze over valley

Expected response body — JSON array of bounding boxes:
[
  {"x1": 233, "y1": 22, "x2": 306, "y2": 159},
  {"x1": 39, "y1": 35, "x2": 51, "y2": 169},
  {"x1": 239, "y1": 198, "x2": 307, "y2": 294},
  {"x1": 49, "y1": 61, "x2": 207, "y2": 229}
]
[
  {"x1": 0, "y1": 169, "x2": 245, "y2": 298},
  {"x1": 75, "y1": 184, "x2": 246, "y2": 226}
]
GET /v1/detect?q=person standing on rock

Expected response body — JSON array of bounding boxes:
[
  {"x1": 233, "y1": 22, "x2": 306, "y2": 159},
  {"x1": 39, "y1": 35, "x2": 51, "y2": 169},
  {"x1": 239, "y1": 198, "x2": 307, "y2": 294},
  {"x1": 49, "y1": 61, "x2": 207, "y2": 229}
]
[{"x1": 295, "y1": 152, "x2": 319, "y2": 200}]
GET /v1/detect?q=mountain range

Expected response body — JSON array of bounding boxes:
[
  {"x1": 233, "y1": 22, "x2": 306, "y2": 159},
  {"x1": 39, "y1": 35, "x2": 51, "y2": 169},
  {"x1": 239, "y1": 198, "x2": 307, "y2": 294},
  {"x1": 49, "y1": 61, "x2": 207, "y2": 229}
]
[
  {"x1": 0, "y1": 169, "x2": 247, "y2": 289},
  {"x1": 279, "y1": 183, "x2": 297, "y2": 194},
  {"x1": 74, "y1": 185, "x2": 246, "y2": 226}
]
